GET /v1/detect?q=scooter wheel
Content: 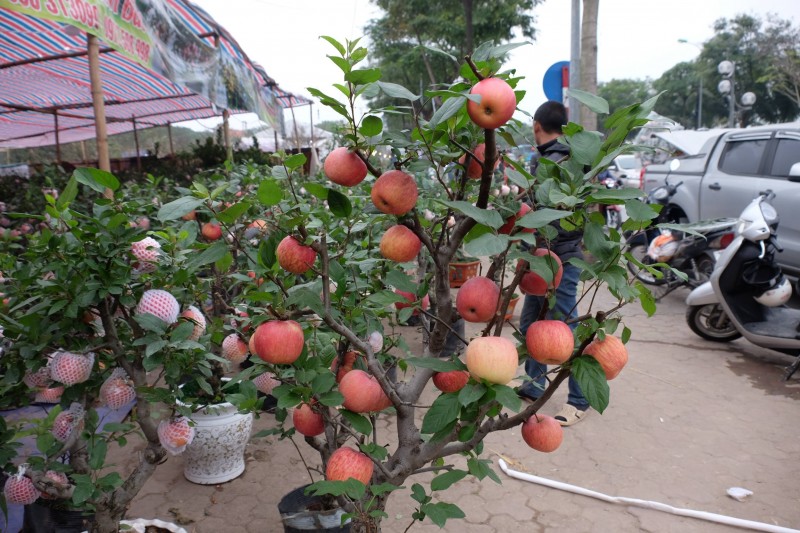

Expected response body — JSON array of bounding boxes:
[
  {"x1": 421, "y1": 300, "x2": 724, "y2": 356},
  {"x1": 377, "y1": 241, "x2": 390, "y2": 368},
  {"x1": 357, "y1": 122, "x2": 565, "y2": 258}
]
[{"x1": 686, "y1": 304, "x2": 741, "y2": 342}]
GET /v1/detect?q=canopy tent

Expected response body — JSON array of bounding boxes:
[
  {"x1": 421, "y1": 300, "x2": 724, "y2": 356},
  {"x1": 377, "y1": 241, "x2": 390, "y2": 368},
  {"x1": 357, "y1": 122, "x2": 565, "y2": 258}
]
[{"x1": 0, "y1": 1, "x2": 312, "y2": 153}]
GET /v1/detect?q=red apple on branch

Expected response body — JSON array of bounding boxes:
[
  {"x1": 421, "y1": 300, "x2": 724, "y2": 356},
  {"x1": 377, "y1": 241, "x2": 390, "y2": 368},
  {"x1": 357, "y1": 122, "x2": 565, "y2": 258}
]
[
  {"x1": 324, "y1": 147, "x2": 368, "y2": 187},
  {"x1": 583, "y1": 335, "x2": 628, "y2": 380},
  {"x1": 518, "y1": 250, "x2": 563, "y2": 296},
  {"x1": 467, "y1": 77, "x2": 517, "y2": 130},
  {"x1": 521, "y1": 414, "x2": 563, "y2": 452},
  {"x1": 252, "y1": 320, "x2": 305, "y2": 364},
  {"x1": 292, "y1": 402, "x2": 325, "y2": 437},
  {"x1": 465, "y1": 336, "x2": 519, "y2": 385},
  {"x1": 394, "y1": 289, "x2": 430, "y2": 315},
  {"x1": 498, "y1": 203, "x2": 534, "y2": 235},
  {"x1": 526, "y1": 320, "x2": 575, "y2": 365},
  {"x1": 339, "y1": 369, "x2": 392, "y2": 413},
  {"x1": 331, "y1": 350, "x2": 361, "y2": 383},
  {"x1": 326, "y1": 447, "x2": 373, "y2": 485},
  {"x1": 456, "y1": 276, "x2": 500, "y2": 323},
  {"x1": 201, "y1": 222, "x2": 222, "y2": 241},
  {"x1": 371, "y1": 170, "x2": 418, "y2": 215},
  {"x1": 276, "y1": 235, "x2": 317, "y2": 274},
  {"x1": 458, "y1": 143, "x2": 499, "y2": 180},
  {"x1": 432, "y1": 370, "x2": 470, "y2": 393},
  {"x1": 380, "y1": 225, "x2": 421, "y2": 263}
]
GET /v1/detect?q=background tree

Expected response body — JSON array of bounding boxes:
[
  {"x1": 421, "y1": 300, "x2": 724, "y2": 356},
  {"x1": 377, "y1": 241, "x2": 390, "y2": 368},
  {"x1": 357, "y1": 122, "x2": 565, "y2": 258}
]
[
  {"x1": 597, "y1": 79, "x2": 652, "y2": 129},
  {"x1": 579, "y1": 0, "x2": 599, "y2": 131}
]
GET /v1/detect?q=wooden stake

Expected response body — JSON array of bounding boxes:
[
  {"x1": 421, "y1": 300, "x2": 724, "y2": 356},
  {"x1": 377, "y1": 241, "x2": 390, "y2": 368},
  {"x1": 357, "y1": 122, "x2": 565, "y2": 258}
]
[
  {"x1": 223, "y1": 109, "x2": 233, "y2": 162},
  {"x1": 132, "y1": 116, "x2": 141, "y2": 171},
  {"x1": 167, "y1": 123, "x2": 175, "y2": 156},
  {"x1": 87, "y1": 34, "x2": 112, "y2": 198}
]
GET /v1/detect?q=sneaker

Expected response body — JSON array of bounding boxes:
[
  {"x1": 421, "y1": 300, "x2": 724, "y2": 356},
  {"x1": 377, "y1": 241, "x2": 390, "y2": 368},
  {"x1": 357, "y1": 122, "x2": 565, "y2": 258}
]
[{"x1": 554, "y1": 404, "x2": 589, "y2": 426}]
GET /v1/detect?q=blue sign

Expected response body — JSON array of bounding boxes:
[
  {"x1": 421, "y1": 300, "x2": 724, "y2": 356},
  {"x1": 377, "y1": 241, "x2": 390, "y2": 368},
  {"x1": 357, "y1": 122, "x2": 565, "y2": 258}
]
[{"x1": 543, "y1": 61, "x2": 570, "y2": 102}]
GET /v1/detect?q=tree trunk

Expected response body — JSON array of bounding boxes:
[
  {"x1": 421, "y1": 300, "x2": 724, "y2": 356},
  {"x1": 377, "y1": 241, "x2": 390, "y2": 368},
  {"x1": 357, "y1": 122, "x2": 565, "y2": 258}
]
[
  {"x1": 463, "y1": 0, "x2": 474, "y2": 55},
  {"x1": 579, "y1": 0, "x2": 599, "y2": 130},
  {"x1": 89, "y1": 507, "x2": 125, "y2": 533}
]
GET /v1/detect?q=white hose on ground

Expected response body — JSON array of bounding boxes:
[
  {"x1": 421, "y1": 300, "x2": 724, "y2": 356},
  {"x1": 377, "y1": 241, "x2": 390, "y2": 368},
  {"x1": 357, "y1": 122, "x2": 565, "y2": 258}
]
[{"x1": 498, "y1": 459, "x2": 799, "y2": 533}]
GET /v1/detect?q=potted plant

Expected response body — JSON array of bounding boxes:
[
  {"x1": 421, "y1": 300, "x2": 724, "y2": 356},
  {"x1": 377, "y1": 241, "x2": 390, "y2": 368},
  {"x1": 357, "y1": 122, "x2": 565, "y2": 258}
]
[
  {"x1": 186, "y1": 37, "x2": 655, "y2": 532},
  {"x1": 0, "y1": 170, "x2": 268, "y2": 532},
  {"x1": 448, "y1": 250, "x2": 481, "y2": 288}
]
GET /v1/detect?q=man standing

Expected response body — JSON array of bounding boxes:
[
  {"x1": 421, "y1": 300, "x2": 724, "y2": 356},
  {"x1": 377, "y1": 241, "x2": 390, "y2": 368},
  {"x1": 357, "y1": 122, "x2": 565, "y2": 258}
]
[{"x1": 517, "y1": 101, "x2": 590, "y2": 426}]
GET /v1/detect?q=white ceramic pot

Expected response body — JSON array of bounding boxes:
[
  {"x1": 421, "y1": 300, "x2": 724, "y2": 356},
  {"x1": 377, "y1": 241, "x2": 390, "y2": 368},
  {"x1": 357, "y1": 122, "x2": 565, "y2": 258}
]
[
  {"x1": 183, "y1": 399, "x2": 253, "y2": 485},
  {"x1": 82, "y1": 518, "x2": 187, "y2": 533}
]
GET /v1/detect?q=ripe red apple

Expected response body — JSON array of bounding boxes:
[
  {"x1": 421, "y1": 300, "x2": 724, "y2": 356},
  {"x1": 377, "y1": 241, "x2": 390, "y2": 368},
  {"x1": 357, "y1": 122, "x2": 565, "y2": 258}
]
[
  {"x1": 181, "y1": 210, "x2": 196, "y2": 221},
  {"x1": 326, "y1": 447, "x2": 373, "y2": 485},
  {"x1": 339, "y1": 369, "x2": 392, "y2": 413},
  {"x1": 394, "y1": 290, "x2": 430, "y2": 315},
  {"x1": 432, "y1": 370, "x2": 470, "y2": 393},
  {"x1": 379, "y1": 225, "x2": 421, "y2": 263},
  {"x1": 518, "y1": 250, "x2": 563, "y2": 296},
  {"x1": 276, "y1": 235, "x2": 317, "y2": 274},
  {"x1": 252, "y1": 320, "x2": 305, "y2": 364},
  {"x1": 324, "y1": 147, "x2": 368, "y2": 187},
  {"x1": 201, "y1": 222, "x2": 222, "y2": 241},
  {"x1": 456, "y1": 277, "x2": 500, "y2": 323},
  {"x1": 525, "y1": 320, "x2": 575, "y2": 365},
  {"x1": 371, "y1": 170, "x2": 419, "y2": 215},
  {"x1": 498, "y1": 203, "x2": 534, "y2": 235},
  {"x1": 458, "y1": 143, "x2": 500, "y2": 180},
  {"x1": 331, "y1": 351, "x2": 361, "y2": 383},
  {"x1": 465, "y1": 336, "x2": 519, "y2": 385},
  {"x1": 521, "y1": 414, "x2": 563, "y2": 452},
  {"x1": 583, "y1": 335, "x2": 628, "y2": 380},
  {"x1": 467, "y1": 77, "x2": 517, "y2": 129},
  {"x1": 292, "y1": 402, "x2": 325, "y2": 437}
]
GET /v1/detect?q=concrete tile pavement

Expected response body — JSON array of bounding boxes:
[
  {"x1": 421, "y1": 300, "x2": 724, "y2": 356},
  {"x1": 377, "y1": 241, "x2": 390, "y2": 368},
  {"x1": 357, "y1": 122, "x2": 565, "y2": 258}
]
[{"x1": 121, "y1": 287, "x2": 800, "y2": 532}]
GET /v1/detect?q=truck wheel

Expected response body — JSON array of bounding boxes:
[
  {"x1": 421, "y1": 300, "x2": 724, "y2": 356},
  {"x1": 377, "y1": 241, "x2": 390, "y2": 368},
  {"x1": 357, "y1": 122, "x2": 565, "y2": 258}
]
[{"x1": 686, "y1": 304, "x2": 741, "y2": 342}]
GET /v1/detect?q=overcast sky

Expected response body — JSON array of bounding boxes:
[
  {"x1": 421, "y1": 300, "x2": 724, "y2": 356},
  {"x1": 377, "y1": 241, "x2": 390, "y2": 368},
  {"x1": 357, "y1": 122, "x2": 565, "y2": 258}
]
[{"x1": 190, "y1": 0, "x2": 798, "y2": 130}]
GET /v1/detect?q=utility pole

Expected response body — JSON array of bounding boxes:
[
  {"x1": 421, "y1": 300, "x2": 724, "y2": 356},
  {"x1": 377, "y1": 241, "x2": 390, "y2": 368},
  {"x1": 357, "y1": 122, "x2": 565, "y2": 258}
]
[{"x1": 568, "y1": 0, "x2": 581, "y2": 122}]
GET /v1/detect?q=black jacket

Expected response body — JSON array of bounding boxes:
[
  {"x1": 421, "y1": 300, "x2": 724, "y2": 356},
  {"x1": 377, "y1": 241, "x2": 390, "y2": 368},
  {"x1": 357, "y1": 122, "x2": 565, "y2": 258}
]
[{"x1": 530, "y1": 139, "x2": 584, "y2": 262}]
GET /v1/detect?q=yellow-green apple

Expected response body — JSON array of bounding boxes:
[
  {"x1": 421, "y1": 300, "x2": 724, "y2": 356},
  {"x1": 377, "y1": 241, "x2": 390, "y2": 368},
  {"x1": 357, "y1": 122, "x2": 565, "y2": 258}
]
[
  {"x1": 525, "y1": 320, "x2": 574, "y2": 365},
  {"x1": 394, "y1": 289, "x2": 430, "y2": 315},
  {"x1": 498, "y1": 203, "x2": 534, "y2": 235},
  {"x1": 324, "y1": 147, "x2": 368, "y2": 187},
  {"x1": 276, "y1": 235, "x2": 317, "y2": 274},
  {"x1": 252, "y1": 320, "x2": 305, "y2": 364},
  {"x1": 201, "y1": 222, "x2": 222, "y2": 241},
  {"x1": 371, "y1": 170, "x2": 418, "y2": 215},
  {"x1": 458, "y1": 143, "x2": 499, "y2": 179},
  {"x1": 467, "y1": 77, "x2": 517, "y2": 129},
  {"x1": 465, "y1": 336, "x2": 519, "y2": 385},
  {"x1": 583, "y1": 335, "x2": 628, "y2": 380},
  {"x1": 456, "y1": 276, "x2": 500, "y2": 322},
  {"x1": 339, "y1": 369, "x2": 392, "y2": 413},
  {"x1": 521, "y1": 414, "x2": 563, "y2": 452},
  {"x1": 292, "y1": 402, "x2": 325, "y2": 437},
  {"x1": 432, "y1": 370, "x2": 470, "y2": 393},
  {"x1": 331, "y1": 350, "x2": 361, "y2": 383},
  {"x1": 379, "y1": 225, "x2": 421, "y2": 262},
  {"x1": 326, "y1": 447, "x2": 373, "y2": 485},
  {"x1": 518, "y1": 250, "x2": 563, "y2": 296}
]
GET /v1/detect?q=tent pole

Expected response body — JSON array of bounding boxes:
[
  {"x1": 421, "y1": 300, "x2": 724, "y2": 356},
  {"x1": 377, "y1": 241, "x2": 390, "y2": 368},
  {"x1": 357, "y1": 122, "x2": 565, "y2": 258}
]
[
  {"x1": 290, "y1": 104, "x2": 300, "y2": 153},
  {"x1": 87, "y1": 34, "x2": 112, "y2": 197},
  {"x1": 223, "y1": 109, "x2": 233, "y2": 162},
  {"x1": 167, "y1": 123, "x2": 175, "y2": 156},
  {"x1": 81, "y1": 141, "x2": 87, "y2": 164},
  {"x1": 54, "y1": 110, "x2": 61, "y2": 165},
  {"x1": 132, "y1": 116, "x2": 141, "y2": 171},
  {"x1": 309, "y1": 103, "x2": 314, "y2": 148},
  {"x1": 274, "y1": 130, "x2": 279, "y2": 152}
]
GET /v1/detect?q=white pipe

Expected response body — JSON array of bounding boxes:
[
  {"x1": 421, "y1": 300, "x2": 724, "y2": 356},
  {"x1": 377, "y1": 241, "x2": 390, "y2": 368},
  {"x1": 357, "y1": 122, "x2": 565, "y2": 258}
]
[{"x1": 498, "y1": 459, "x2": 799, "y2": 533}]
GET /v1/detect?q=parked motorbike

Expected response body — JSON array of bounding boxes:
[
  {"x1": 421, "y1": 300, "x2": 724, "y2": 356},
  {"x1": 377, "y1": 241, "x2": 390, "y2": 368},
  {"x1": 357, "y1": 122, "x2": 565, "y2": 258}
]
[
  {"x1": 685, "y1": 193, "x2": 800, "y2": 380},
  {"x1": 598, "y1": 171, "x2": 624, "y2": 229},
  {"x1": 625, "y1": 161, "x2": 737, "y2": 300}
]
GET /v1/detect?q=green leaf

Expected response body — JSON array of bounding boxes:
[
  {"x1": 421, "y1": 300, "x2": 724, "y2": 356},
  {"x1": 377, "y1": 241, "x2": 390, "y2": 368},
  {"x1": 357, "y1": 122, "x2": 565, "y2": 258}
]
[
  {"x1": 74, "y1": 167, "x2": 119, "y2": 193},
  {"x1": 430, "y1": 469, "x2": 468, "y2": 491},
  {"x1": 133, "y1": 314, "x2": 168, "y2": 334},
  {"x1": 421, "y1": 502, "x2": 465, "y2": 527},
  {"x1": 340, "y1": 410, "x2": 372, "y2": 435},
  {"x1": 568, "y1": 131, "x2": 603, "y2": 165},
  {"x1": 411, "y1": 483, "x2": 429, "y2": 504},
  {"x1": 346, "y1": 68, "x2": 381, "y2": 85},
  {"x1": 311, "y1": 372, "x2": 336, "y2": 394},
  {"x1": 571, "y1": 355, "x2": 610, "y2": 413},
  {"x1": 327, "y1": 189, "x2": 352, "y2": 217},
  {"x1": 320, "y1": 35, "x2": 346, "y2": 56},
  {"x1": 458, "y1": 383, "x2": 486, "y2": 406},
  {"x1": 56, "y1": 176, "x2": 78, "y2": 210},
  {"x1": 636, "y1": 281, "x2": 657, "y2": 316},
  {"x1": 158, "y1": 196, "x2": 204, "y2": 221},
  {"x1": 286, "y1": 287, "x2": 325, "y2": 316},
  {"x1": 370, "y1": 483, "x2": 401, "y2": 497},
  {"x1": 405, "y1": 357, "x2": 465, "y2": 372},
  {"x1": 284, "y1": 153, "x2": 307, "y2": 171},
  {"x1": 258, "y1": 179, "x2": 283, "y2": 206},
  {"x1": 491, "y1": 384, "x2": 522, "y2": 412},
  {"x1": 421, "y1": 393, "x2": 461, "y2": 434},
  {"x1": 429, "y1": 95, "x2": 466, "y2": 128},
  {"x1": 304, "y1": 182, "x2": 328, "y2": 199},
  {"x1": 567, "y1": 88, "x2": 610, "y2": 114},
  {"x1": 467, "y1": 458, "x2": 501, "y2": 483},
  {"x1": 88, "y1": 439, "x2": 108, "y2": 470},
  {"x1": 359, "y1": 115, "x2": 383, "y2": 137},
  {"x1": 624, "y1": 199, "x2": 659, "y2": 222},
  {"x1": 185, "y1": 241, "x2": 228, "y2": 270},
  {"x1": 588, "y1": 187, "x2": 645, "y2": 203},
  {"x1": 385, "y1": 270, "x2": 417, "y2": 293},
  {"x1": 464, "y1": 232, "x2": 509, "y2": 257},
  {"x1": 472, "y1": 41, "x2": 529, "y2": 61},
  {"x1": 71, "y1": 477, "x2": 95, "y2": 506},
  {"x1": 259, "y1": 234, "x2": 279, "y2": 269},
  {"x1": 516, "y1": 208, "x2": 572, "y2": 229},
  {"x1": 306, "y1": 479, "x2": 366, "y2": 500},
  {"x1": 438, "y1": 200, "x2": 504, "y2": 229},
  {"x1": 621, "y1": 326, "x2": 632, "y2": 344},
  {"x1": 217, "y1": 201, "x2": 251, "y2": 225},
  {"x1": 376, "y1": 81, "x2": 419, "y2": 101}
]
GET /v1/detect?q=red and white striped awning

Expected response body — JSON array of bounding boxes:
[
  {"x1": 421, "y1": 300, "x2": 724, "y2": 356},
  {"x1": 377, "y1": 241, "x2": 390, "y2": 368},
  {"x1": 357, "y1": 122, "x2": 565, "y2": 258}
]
[{"x1": 0, "y1": 1, "x2": 311, "y2": 149}]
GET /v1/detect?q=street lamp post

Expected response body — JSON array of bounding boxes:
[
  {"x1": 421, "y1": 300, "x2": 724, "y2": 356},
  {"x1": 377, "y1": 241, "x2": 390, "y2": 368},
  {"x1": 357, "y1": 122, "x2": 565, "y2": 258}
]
[
  {"x1": 717, "y1": 60, "x2": 756, "y2": 128},
  {"x1": 678, "y1": 39, "x2": 703, "y2": 129}
]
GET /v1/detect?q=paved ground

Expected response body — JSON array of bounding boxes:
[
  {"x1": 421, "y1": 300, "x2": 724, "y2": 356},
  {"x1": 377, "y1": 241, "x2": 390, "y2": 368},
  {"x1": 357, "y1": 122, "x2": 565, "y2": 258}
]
[{"x1": 122, "y1": 284, "x2": 800, "y2": 533}]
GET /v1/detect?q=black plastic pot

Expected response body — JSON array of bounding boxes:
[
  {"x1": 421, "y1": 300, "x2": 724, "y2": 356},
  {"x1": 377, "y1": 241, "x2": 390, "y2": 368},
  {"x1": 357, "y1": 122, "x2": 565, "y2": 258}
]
[
  {"x1": 22, "y1": 501, "x2": 94, "y2": 533},
  {"x1": 278, "y1": 485, "x2": 350, "y2": 532}
]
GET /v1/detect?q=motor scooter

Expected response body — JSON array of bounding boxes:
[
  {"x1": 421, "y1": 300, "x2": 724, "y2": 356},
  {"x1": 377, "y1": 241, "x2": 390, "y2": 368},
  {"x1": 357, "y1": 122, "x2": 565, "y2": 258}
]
[
  {"x1": 598, "y1": 171, "x2": 624, "y2": 229},
  {"x1": 685, "y1": 193, "x2": 800, "y2": 380}
]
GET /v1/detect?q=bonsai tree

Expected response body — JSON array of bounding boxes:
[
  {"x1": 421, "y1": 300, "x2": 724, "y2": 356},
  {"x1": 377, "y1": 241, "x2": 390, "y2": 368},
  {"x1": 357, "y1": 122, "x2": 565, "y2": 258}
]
[{"x1": 216, "y1": 38, "x2": 660, "y2": 531}]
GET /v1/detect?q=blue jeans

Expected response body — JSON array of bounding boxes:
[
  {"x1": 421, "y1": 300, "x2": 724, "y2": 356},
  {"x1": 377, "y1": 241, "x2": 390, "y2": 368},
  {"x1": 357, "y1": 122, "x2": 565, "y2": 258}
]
[{"x1": 518, "y1": 263, "x2": 589, "y2": 409}]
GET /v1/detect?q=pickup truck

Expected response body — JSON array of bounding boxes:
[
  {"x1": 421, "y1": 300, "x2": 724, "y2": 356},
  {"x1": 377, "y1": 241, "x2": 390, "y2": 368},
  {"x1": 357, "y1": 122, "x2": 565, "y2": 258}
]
[{"x1": 641, "y1": 122, "x2": 800, "y2": 277}]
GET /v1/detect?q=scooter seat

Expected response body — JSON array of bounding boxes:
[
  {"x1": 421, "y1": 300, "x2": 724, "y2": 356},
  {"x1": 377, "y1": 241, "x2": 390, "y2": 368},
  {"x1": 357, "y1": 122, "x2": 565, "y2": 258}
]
[{"x1": 742, "y1": 307, "x2": 800, "y2": 340}]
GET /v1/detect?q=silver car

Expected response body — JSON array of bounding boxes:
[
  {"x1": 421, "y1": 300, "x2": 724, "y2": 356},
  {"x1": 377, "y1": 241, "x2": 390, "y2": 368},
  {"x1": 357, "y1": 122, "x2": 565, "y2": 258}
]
[{"x1": 608, "y1": 154, "x2": 643, "y2": 189}]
